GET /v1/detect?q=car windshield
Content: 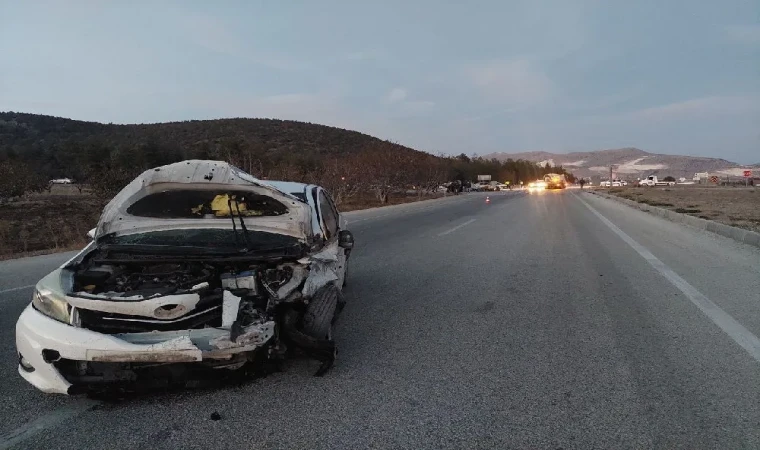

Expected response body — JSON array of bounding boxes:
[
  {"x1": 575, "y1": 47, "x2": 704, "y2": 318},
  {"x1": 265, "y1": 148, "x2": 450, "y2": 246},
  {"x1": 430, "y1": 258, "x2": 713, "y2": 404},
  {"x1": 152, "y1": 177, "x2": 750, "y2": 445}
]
[
  {"x1": 126, "y1": 190, "x2": 289, "y2": 218},
  {"x1": 101, "y1": 228, "x2": 299, "y2": 250}
]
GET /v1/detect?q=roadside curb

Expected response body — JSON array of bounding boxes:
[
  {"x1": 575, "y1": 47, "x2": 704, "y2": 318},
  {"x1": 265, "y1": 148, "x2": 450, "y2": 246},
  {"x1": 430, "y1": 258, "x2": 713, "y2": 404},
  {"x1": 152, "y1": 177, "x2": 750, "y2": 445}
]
[
  {"x1": 342, "y1": 193, "x2": 471, "y2": 217},
  {"x1": 586, "y1": 190, "x2": 760, "y2": 249}
]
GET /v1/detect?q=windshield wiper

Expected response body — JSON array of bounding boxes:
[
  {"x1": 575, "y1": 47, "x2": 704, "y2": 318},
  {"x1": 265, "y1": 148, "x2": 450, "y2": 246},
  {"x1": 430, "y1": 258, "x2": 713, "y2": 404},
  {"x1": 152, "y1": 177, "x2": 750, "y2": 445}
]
[
  {"x1": 228, "y1": 196, "x2": 254, "y2": 251},
  {"x1": 233, "y1": 197, "x2": 254, "y2": 250}
]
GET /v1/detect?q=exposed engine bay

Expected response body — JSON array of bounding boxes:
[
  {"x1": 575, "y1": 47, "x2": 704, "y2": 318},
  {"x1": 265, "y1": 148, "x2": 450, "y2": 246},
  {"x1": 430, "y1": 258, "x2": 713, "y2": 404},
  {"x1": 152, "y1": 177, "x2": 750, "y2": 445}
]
[{"x1": 57, "y1": 244, "x2": 345, "y2": 392}]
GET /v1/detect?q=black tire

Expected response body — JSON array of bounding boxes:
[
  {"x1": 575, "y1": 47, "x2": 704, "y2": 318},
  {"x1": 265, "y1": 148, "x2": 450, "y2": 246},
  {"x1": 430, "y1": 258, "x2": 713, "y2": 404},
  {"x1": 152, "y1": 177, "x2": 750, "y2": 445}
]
[{"x1": 302, "y1": 285, "x2": 339, "y2": 340}]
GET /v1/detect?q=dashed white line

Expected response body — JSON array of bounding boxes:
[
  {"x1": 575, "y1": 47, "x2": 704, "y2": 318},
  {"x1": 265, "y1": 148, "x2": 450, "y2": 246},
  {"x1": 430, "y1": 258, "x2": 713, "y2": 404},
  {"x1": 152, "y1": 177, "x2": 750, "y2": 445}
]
[
  {"x1": 0, "y1": 400, "x2": 100, "y2": 450},
  {"x1": 0, "y1": 284, "x2": 35, "y2": 295},
  {"x1": 438, "y1": 218, "x2": 476, "y2": 236},
  {"x1": 577, "y1": 194, "x2": 760, "y2": 363}
]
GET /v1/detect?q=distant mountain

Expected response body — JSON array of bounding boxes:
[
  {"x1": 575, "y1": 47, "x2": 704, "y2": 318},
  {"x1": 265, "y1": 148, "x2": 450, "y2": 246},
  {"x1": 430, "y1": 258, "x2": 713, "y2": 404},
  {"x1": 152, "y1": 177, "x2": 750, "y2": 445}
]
[{"x1": 482, "y1": 148, "x2": 753, "y2": 180}]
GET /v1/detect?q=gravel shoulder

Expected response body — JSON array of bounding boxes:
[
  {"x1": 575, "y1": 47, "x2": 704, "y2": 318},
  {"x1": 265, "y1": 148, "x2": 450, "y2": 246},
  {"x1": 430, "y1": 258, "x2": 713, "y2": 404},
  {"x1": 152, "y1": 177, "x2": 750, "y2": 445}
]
[{"x1": 599, "y1": 186, "x2": 760, "y2": 233}]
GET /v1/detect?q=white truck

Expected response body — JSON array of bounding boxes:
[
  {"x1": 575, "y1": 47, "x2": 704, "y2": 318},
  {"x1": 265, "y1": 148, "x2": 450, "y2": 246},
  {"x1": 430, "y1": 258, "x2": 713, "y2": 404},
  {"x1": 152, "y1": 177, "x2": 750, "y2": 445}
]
[{"x1": 638, "y1": 175, "x2": 675, "y2": 187}]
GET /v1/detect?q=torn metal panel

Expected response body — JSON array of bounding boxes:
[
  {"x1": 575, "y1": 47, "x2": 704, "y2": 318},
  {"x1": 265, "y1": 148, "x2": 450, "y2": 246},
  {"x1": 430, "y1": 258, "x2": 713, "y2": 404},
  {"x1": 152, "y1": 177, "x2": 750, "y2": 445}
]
[
  {"x1": 208, "y1": 321, "x2": 276, "y2": 350},
  {"x1": 275, "y1": 265, "x2": 307, "y2": 300},
  {"x1": 221, "y1": 290, "x2": 243, "y2": 327},
  {"x1": 302, "y1": 242, "x2": 341, "y2": 297},
  {"x1": 86, "y1": 335, "x2": 203, "y2": 362}
]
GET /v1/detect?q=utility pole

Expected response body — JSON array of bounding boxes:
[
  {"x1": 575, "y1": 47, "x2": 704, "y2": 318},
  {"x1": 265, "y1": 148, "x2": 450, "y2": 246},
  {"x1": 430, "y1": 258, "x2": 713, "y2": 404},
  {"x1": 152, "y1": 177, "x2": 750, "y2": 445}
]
[{"x1": 609, "y1": 165, "x2": 617, "y2": 189}]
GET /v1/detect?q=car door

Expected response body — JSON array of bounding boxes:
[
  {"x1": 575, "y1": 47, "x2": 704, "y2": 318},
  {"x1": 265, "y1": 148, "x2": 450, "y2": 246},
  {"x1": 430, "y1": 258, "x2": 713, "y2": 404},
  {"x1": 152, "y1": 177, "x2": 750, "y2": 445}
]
[{"x1": 316, "y1": 188, "x2": 348, "y2": 288}]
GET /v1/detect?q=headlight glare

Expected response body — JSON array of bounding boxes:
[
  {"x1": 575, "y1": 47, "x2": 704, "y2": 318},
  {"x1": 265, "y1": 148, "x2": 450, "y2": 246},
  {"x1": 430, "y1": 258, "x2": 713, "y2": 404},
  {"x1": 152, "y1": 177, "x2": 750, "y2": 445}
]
[{"x1": 31, "y1": 288, "x2": 71, "y2": 324}]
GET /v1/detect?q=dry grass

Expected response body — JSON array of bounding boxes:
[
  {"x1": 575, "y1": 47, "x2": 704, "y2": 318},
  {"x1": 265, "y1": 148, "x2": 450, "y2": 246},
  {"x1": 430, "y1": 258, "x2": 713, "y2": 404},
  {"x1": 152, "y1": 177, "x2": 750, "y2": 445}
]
[
  {"x1": 340, "y1": 192, "x2": 445, "y2": 211},
  {"x1": 606, "y1": 185, "x2": 760, "y2": 232},
  {"x1": 0, "y1": 189, "x2": 103, "y2": 259}
]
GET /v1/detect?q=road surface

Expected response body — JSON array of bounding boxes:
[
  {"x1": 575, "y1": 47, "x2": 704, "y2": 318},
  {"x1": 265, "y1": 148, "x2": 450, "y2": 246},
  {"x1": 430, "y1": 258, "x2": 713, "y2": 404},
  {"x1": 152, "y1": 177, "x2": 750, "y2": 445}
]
[{"x1": 2, "y1": 190, "x2": 760, "y2": 449}]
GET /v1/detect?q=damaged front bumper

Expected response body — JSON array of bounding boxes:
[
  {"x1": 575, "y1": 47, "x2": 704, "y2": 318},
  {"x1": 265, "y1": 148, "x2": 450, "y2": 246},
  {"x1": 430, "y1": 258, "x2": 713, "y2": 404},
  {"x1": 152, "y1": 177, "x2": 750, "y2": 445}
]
[{"x1": 16, "y1": 304, "x2": 275, "y2": 394}]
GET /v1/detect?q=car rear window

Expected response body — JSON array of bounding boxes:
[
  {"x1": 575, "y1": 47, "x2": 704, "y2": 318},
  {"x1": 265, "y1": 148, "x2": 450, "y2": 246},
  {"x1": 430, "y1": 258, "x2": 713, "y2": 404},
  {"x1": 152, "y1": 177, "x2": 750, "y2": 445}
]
[{"x1": 126, "y1": 190, "x2": 289, "y2": 218}]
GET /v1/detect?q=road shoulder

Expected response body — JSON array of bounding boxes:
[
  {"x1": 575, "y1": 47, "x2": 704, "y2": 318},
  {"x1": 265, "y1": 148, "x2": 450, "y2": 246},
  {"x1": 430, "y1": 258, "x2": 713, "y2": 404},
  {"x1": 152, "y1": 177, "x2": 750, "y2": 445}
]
[{"x1": 587, "y1": 190, "x2": 760, "y2": 249}]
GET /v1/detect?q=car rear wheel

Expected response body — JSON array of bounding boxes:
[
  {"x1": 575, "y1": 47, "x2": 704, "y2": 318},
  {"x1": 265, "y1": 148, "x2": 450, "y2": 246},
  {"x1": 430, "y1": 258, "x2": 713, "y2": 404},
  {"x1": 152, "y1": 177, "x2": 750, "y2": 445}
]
[{"x1": 302, "y1": 284, "x2": 339, "y2": 340}]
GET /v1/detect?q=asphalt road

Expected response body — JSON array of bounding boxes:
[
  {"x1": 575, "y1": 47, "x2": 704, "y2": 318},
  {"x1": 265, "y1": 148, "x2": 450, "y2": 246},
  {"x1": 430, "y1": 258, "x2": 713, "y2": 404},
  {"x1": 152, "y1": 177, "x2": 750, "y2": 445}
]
[{"x1": 2, "y1": 189, "x2": 760, "y2": 449}]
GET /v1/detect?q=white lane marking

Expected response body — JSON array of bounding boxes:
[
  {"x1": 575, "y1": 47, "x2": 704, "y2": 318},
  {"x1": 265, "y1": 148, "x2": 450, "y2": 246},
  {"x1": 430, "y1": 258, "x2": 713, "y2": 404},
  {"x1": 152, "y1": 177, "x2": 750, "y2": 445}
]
[
  {"x1": 577, "y1": 194, "x2": 760, "y2": 362},
  {"x1": 438, "y1": 218, "x2": 476, "y2": 236},
  {"x1": 0, "y1": 284, "x2": 35, "y2": 295},
  {"x1": 0, "y1": 400, "x2": 100, "y2": 450},
  {"x1": 349, "y1": 213, "x2": 391, "y2": 224}
]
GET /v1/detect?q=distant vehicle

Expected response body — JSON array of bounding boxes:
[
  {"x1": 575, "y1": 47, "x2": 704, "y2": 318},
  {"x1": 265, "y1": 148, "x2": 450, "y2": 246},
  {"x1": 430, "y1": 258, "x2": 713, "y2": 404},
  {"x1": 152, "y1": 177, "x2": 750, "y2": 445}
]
[
  {"x1": 474, "y1": 182, "x2": 499, "y2": 191},
  {"x1": 600, "y1": 181, "x2": 611, "y2": 187},
  {"x1": 543, "y1": 173, "x2": 566, "y2": 189},
  {"x1": 495, "y1": 183, "x2": 510, "y2": 191},
  {"x1": 639, "y1": 175, "x2": 676, "y2": 187},
  {"x1": 50, "y1": 178, "x2": 73, "y2": 184},
  {"x1": 528, "y1": 180, "x2": 547, "y2": 190}
]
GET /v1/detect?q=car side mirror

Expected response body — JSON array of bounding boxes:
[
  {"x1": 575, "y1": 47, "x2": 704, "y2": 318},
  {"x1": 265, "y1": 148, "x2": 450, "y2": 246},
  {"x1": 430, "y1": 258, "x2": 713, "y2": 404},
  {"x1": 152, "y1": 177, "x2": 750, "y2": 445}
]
[
  {"x1": 338, "y1": 230, "x2": 354, "y2": 249},
  {"x1": 87, "y1": 228, "x2": 96, "y2": 240}
]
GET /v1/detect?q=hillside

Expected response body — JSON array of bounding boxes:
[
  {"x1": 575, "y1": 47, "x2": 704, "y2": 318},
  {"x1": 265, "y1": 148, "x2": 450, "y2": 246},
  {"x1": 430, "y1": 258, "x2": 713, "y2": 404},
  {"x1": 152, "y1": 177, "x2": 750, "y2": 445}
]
[
  {"x1": 483, "y1": 148, "x2": 754, "y2": 180},
  {"x1": 0, "y1": 112, "x2": 429, "y2": 177}
]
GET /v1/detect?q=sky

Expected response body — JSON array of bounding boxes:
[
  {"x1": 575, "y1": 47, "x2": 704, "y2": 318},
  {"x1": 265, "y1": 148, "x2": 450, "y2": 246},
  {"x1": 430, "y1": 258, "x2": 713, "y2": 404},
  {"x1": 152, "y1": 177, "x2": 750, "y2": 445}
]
[{"x1": 1, "y1": 1, "x2": 759, "y2": 163}]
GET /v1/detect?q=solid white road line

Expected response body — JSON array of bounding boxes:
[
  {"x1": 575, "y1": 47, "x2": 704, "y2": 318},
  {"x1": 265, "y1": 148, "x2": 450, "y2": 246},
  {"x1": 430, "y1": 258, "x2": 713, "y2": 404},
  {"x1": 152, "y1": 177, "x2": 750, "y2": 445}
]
[
  {"x1": 0, "y1": 284, "x2": 35, "y2": 295},
  {"x1": 0, "y1": 400, "x2": 100, "y2": 450},
  {"x1": 577, "y1": 194, "x2": 760, "y2": 363},
  {"x1": 438, "y1": 218, "x2": 476, "y2": 237}
]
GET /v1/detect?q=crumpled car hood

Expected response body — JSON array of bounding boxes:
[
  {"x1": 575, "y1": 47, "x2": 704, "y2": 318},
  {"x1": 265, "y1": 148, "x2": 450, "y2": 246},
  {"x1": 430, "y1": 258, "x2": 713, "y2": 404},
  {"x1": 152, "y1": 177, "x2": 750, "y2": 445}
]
[{"x1": 95, "y1": 160, "x2": 312, "y2": 242}]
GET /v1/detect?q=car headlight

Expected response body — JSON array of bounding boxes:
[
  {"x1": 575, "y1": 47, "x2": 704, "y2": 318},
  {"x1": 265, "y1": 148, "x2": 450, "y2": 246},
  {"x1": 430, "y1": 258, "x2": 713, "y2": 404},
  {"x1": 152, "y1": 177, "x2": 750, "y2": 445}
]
[{"x1": 32, "y1": 288, "x2": 72, "y2": 324}]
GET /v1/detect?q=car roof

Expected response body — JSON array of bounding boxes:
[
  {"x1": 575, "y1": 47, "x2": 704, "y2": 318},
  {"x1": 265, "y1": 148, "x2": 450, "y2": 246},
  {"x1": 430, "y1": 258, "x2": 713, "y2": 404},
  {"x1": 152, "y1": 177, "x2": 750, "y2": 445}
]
[{"x1": 265, "y1": 181, "x2": 314, "y2": 195}]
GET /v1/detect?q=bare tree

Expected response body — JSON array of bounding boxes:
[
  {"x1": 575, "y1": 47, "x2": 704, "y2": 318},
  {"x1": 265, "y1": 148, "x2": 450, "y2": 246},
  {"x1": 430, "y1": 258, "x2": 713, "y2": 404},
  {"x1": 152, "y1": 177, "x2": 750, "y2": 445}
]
[{"x1": 0, "y1": 160, "x2": 47, "y2": 203}]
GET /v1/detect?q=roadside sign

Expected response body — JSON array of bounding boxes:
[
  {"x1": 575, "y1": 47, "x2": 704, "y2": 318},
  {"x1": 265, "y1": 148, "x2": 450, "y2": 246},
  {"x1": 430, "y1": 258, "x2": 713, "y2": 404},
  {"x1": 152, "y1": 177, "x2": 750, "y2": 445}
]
[
  {"x1": 710, "y1": 176, "x2": 719, "y2": 183},
  {"x1": 743, "y1": 170, "x2": 752, "y2": 178}
]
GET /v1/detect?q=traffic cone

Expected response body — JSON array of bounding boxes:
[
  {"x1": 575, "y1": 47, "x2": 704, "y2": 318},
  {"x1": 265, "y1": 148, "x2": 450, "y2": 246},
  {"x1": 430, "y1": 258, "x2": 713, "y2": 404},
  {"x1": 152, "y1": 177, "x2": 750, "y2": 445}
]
[{"x1": 485, "y1": 196, "x2": 490, "y2": 204}]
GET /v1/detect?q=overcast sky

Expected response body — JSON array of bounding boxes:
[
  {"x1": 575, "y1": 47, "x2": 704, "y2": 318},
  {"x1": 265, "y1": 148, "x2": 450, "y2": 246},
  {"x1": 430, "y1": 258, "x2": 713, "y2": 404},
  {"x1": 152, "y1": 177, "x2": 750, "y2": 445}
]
[{"x1": 1, "y1": 1, "x2": 758, "y2": 163}]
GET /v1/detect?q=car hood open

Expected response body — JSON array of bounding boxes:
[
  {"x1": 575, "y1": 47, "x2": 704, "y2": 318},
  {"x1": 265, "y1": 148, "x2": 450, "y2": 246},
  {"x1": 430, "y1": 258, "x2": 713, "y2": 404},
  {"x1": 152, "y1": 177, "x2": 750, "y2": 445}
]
[{"x1": 95, "y1": 160, "x2": 312, "y2": 242}]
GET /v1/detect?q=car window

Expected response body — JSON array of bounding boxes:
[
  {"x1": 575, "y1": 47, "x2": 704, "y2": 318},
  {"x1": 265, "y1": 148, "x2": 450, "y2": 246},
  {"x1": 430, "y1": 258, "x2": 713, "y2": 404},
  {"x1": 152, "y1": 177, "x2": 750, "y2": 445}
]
[
  {"x1": 125, "y1": 190, "x2": 289, "y2": 218},
  {"x1": 318, "y1": 190, "x2": 338, "y2": 239}
]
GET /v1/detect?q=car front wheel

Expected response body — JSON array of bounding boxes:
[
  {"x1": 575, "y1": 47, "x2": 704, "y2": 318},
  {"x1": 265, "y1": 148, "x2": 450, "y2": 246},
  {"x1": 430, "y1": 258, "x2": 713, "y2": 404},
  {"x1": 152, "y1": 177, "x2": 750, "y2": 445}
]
[{"x1": 302, "y1": 284, "x2": 340, "y2": 340}]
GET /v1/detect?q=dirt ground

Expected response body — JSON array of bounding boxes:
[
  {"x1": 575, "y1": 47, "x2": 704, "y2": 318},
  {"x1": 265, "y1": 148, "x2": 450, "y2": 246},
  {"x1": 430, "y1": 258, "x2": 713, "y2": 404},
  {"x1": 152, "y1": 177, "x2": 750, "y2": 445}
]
[
  {"x1": 0, "y1": 186, "x2": 445, "y2": 259},
  {"x1": 603, "y1": 185, "x2": 760, "y2": 233},
  {"x1": 0, "y1": 188, "x2": 104, "y2": 259}
]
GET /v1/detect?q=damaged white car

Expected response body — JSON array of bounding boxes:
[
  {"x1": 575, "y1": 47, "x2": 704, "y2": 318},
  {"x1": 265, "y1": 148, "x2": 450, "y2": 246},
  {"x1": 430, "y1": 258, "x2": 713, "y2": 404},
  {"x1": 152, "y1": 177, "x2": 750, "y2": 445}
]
[{"x1": 16, "y1": 160, "x2": 354, "y2": 395}]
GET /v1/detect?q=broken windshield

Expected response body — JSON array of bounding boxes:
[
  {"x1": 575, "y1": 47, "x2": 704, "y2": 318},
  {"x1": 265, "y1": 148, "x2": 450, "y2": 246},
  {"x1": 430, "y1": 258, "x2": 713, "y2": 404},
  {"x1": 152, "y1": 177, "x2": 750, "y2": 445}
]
[{"x1": 126, "y1": 190, "x2": 289, "y2": 219}]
